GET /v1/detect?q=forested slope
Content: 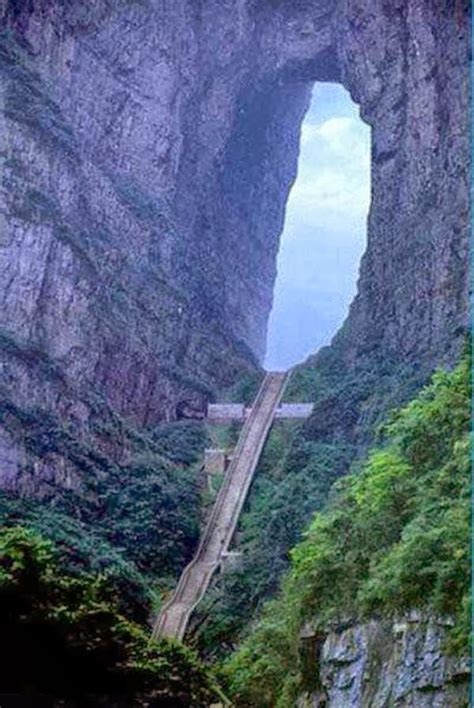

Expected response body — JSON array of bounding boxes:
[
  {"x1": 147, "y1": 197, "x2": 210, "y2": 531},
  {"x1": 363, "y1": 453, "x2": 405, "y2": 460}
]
[{"x1": 223, "y1": 355, "x2": 470, "y2": 705}]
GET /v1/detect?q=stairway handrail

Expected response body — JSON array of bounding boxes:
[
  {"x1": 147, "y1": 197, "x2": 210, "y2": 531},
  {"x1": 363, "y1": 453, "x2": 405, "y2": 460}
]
[
  {"x1": 176, "y1": 372, "x2": 289, "y2": 637},
  {"x1": 151, "y1": 373, "x2": 271, "y2": 638},
  {"x1": 152, "y1": 370, "x2": 289, "y2": 640}
]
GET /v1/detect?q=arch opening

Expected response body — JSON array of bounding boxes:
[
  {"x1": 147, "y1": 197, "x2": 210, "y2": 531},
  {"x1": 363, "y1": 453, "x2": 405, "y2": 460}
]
[{"x1": 264, "y1": 82, "x2": 371, "y2": 371}]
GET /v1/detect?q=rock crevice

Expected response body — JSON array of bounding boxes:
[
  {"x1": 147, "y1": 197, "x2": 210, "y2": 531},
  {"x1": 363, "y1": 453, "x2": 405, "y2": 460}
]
[{"x1": 298, "y1": 614, "x2": 470, "y2": 707}]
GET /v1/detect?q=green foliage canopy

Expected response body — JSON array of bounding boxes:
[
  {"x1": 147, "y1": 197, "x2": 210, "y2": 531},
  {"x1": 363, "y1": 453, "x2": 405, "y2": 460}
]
[
  {"x1": 0, "y1": 525, "x2": 222, "y2": 706},
  {"x1": 223, "y1": 356, "x2": 471, "y2": 706}
]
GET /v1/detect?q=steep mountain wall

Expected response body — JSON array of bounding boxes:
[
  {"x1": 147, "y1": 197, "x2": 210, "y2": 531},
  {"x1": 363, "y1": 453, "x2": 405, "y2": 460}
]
[
  {"x1": 0, "y1": 0, "x2": 469, "y2": 495},
  {"x1": 334, "y1": 0, "x2": 470, "y2": 369},
  {"x1": 0, "y1": 2, "x2": 470, "y2": 704}
]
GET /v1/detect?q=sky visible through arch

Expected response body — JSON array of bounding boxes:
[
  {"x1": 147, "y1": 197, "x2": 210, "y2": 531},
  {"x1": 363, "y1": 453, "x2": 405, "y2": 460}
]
[{"x1": 264, "y1": 83, "x2": 371, "y2": 371}]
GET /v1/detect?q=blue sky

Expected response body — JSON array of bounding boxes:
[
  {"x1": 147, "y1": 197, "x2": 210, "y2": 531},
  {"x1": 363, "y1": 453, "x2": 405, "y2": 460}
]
[{"x1": 265, "y1": 83, "x2": 371, "y2": 371}]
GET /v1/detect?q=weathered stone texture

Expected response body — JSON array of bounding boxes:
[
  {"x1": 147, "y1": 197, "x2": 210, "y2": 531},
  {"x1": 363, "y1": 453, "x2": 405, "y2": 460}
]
[
  {"x1": 298, "y1": 614, "x2": 470, "y2": 707},
  {"x1": 0, "y1": 0, "x2": 469, "y2": 697},
  {"x1": 333, "y1": 0, "x2": 470, "y2": 369},
  {"x1": 0, "y1": 0, "x2": 469, "y2": 510}
]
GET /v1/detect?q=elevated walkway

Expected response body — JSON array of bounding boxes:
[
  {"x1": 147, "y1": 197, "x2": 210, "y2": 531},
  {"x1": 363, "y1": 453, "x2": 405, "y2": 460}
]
[
  {"x1": 207, "y1": 401, "x2": 313, "y2": 422},
  {"x1": 152, "y1": 371, "x2": 289, "y2": 641}
]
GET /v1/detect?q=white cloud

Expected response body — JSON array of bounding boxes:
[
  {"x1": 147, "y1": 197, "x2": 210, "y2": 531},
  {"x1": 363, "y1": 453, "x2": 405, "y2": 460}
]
[
  {"x1": 266, "y1": 84, "x2": 371, "y2": 370},
  {"x1": 292, "y1": 115, "x2": 371, "y2": 220},
  {"x1": 300, "y1": 123, "x2": 321, "y2": 146},
  {"x1": 291, "y1": 171, "x2": 367, "y2": 210},
  {"x1": 289, "y1": 169, "x2": 370, "y2": 223},
  {"x1": 316, "y1": 116, "x2": 353, "y2": 139},
  {"x1": 301, "y1": 116, "x2": 370, "y2": 163}
]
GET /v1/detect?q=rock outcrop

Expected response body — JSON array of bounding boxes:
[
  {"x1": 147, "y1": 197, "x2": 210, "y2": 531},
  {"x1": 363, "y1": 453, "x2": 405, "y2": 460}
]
[
  {"x1": 298, "y1": 614, "x2": 470, "y2": 707},
  {"x1": 0, "y1": 0, "x2": 469, "y2": 512},
  {"x1": 334, "y1": 0, "x2": 470, "y2": 370}
]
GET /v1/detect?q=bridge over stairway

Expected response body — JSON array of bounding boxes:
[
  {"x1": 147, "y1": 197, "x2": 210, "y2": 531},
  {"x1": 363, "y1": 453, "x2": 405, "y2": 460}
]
[{"x1": 152, "y1": 371, "x2": 289, "y2": 641}]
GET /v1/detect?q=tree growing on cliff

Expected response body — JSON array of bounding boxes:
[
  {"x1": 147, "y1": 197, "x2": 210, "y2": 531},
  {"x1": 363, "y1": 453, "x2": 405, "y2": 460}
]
[{"x1": 223, "y1": 355, "x2": 470, "y2": 706}]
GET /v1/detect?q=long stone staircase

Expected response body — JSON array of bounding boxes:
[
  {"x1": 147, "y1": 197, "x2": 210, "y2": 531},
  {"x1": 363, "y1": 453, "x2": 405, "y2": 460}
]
[{"x1": 152, "y1": 371, "x2": 289, "y2": 641}]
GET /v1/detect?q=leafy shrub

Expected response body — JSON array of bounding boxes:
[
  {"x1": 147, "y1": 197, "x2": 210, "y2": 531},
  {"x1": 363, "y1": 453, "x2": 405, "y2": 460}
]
[
  {"x1": 223, "y1": 371, "x2": 264, "y2": 405},
  {"x1": 0, "y1": 493, "x2": 152, "y2": 621},
  {"x1": 196, "y1": 342, "x2": 430, "y2": 655},
  {"x1": 223, "y1": 356, "x2": 470, "y2": 705},
  {"x1": 0, "y1": 526, "x2": 222, "y2": 706},
  {"x1": 150, "y1": 420, "x2": 209, "y2": 465},
  {"x1": 0, "y1": 409, "x2": 209, "y2": 614}
]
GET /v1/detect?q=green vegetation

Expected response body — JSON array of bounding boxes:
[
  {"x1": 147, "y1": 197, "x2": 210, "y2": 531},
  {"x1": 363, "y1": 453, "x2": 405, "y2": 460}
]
[
  {"x1": 0, "y1": 327, "x2": 212, "y2": 617},
  {"x1": 206, "y1": 421, "x2": 241, "y2": 452},
  {"x1": 0, "y1": 397, "x2": 217, "y2": 702},
  {"x1": 0, "y1": 495, "x2": 152, "y2": 620},
  {"x1": 222, "y1": 370, "x2": 264, "y2": 405},
  {"x1": 191, "y1": 421, "x2": 351, "y2": 654},
  {"x1": 0, "y1": 525, "x2": 222, "y2": 705},
  {"x1": 193, "y1": 346, "x2": 427, "y2": 654},
  {"x1": 285, "y1": 345, "x2": 427, "y2": 444},
  {"x1": 0, "y1": 414, "x2": 208, "y2": 593},
  {"x1": 223, "y1": 356, "x2": 470, "y2": 706}
]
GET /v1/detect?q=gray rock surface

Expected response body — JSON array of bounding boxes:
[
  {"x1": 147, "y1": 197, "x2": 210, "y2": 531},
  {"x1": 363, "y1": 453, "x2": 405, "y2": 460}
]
[
  {"x1": 333, "y1": 0, "x2": 470, "y2": 370},
  {"x1": 0, "y1": 1, "x2": 469, "y2": 699},
  {"x1": 0, "y1": 0, "x2": 468, "y2": 492},
  {"x1": 299, "y1": 614, "x2": 470, "y2": 707},
  {"x1": 0, "y1": 0, "x2": 469, "y2": 505}
]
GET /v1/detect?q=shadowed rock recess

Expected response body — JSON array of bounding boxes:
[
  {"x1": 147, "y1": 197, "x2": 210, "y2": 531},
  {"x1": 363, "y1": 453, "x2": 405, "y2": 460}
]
[{"x1": 0, "y1": 0, "x2": 470, "y2": 702}]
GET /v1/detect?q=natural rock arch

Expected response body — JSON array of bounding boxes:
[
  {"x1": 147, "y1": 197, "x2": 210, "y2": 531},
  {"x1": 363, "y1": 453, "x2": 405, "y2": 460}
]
[{"x1": 0, "y1": 0, "x2": 469, "y2": 440}]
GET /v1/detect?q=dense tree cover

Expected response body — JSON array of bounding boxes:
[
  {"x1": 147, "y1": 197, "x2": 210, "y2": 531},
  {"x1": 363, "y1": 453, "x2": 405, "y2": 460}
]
[
  {"x1": 192, "y1": 348, "x2": 427, "y2": 654},
  {"x1": 0, "y1": 494, "x2": 152, "y2": 621},
  {"x1": 222, "y1": 356, "x2": 470, "y2": 706},
  {"x1": 0, "y1": 419, "x2": 212, "y2": 701},
  {"x1": 0, "y1": 420, "x2": 208, "y2": 606},
  {"x1": 223, "y1": 370, "x2": 264, "y2": 406},
  {"x1": 0, "y1": 525, "x2": 223, "y2": 706},
  {"x1": 191, "y1": 424, "x2": 354, "y2": 654}
]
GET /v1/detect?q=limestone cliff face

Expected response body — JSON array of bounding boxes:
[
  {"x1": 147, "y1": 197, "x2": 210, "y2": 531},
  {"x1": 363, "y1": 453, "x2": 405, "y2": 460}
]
[
  {"x1": 298, "y1": 614, "x2": 470, "y2": 707},
  {"x1": 0, "y1": 2, "x2": 470, "y2": 702},
  {"x1": 334, "y1": 0, "x2": 470, "y2": 370},
  {"x1": 0, "y1": 1, "x2": 469, "y2": 488}
]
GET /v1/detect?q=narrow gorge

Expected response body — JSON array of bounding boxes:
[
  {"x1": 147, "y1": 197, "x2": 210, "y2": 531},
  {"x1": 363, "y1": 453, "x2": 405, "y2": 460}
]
[{"x1": 0, "y1": 0, "x2": 470, "y2": 706}]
